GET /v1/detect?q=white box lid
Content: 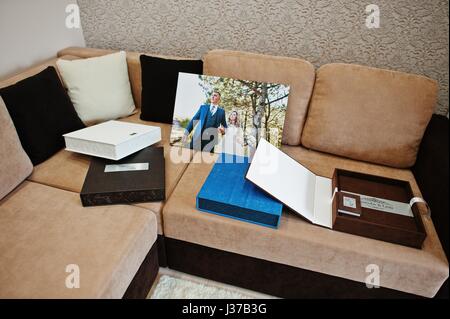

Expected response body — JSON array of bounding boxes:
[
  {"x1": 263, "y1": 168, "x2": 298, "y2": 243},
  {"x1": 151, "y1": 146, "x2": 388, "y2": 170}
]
[
  {"x1": 63, "y1": 120, "x2": 159, "y2": 146},
  {"x1": 246, "y1": 138, "x2": 333, "y2": 228}
]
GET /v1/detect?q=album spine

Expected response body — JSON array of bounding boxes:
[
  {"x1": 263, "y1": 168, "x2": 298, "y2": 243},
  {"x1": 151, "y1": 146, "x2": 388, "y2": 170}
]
[{"x1": 80, "y1": 189, "x2": 165, "y2": 207}]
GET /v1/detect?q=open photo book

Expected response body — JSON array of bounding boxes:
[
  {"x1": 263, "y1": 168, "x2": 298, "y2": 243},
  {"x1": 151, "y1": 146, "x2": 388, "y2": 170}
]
[
  {"x1": 246, "y1": 138, "x2": 335, "y2": 228},
  {"x1": 246, "y1": 139, "x2": 427, "y2": 248}
]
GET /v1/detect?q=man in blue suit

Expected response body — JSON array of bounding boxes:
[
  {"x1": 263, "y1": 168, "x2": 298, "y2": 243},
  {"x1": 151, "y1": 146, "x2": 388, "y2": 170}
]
[{"x1": 182, "y1": 91, "x2": 228, "y2": 152}]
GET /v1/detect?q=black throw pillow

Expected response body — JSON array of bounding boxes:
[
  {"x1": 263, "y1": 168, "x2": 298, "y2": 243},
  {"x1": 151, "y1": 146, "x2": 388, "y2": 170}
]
[
  {"x1": 0, "y1": 66, "x2": 85, "y2": 165},
  {"x1": 140, "y1": 55, "x2": 203, "y2": 124}
]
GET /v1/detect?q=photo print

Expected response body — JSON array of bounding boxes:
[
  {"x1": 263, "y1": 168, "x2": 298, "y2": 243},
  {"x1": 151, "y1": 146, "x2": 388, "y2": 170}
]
[{"x1": 170, "y1": 72, "x2": 290, "y2": 158}]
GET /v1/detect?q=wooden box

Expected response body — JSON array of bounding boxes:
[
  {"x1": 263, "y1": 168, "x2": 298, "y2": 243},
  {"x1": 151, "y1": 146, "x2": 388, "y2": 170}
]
[{"x1": 332, "y1": 169, "x2": 426, "y2": 248}]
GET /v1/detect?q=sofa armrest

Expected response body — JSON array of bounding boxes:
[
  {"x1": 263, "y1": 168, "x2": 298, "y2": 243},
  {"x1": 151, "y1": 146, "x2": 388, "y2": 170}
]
[
  {"x1": 412, "y1": 114, "x2": 449, "y2": 255},
  {"x1": 412, "y1": 114, "x2": 449, "y2": 298}
]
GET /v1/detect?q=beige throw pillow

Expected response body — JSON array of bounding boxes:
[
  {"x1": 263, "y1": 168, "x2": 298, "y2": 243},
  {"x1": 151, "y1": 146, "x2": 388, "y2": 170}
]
[{"x1": 56, "y1": 51, "x2": 135, "y2": 125}]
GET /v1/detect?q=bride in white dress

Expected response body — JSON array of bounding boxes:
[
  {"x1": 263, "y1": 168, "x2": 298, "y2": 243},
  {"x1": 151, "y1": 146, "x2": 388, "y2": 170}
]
[{"x1": 221, "y1": 111, "x2": 246, "y2": 156}]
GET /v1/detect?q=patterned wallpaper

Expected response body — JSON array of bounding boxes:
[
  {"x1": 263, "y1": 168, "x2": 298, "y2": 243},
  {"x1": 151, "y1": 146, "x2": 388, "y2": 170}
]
[{"x1": 78, "y1": 0, "x2": 449, "y2": 115}]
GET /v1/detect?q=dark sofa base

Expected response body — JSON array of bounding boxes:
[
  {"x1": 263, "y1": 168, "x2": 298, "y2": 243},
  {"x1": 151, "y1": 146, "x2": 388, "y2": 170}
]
[
  {"x1": 165, "y1": 237, "x2": 420, "y2": 299},
  {"x1": 156, "y1": 234, "x2": 168, "y2": 267},
  {"x1": 123, "y1": 240, "x2": 159, "y2": 299}
]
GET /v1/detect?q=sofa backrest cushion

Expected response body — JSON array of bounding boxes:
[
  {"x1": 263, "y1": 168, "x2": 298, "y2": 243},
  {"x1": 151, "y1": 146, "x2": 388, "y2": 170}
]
[
  {"x1": 301, "y1": 63, "x2": 438, "y2": 168},
  {"x1": 139, "y1": 55, "x2": 203, "y2": 123},
  {"x1": 203, "y1": 50, "x2": 315, "y2": 146},
  {"x1": 0, "y1": 67, "x2": 85, "y2": 165},
  {"x1": 0, "y1": 55, "x2": 80, "y2": 89},
  {"x1": 0, "y1": 97, "x2": 33, "y2": 200},
  {"x1": 56, "y1": 51, "x2": 136, "y2": 125},
  {"x1": 57, "y1": 47, "x2": 201, "y2": 110}
]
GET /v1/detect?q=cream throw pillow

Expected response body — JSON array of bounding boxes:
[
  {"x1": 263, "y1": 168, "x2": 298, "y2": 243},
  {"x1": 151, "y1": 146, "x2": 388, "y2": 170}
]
[{"x1": 56, "y1": 51, "x2": 135, "y2": 125}]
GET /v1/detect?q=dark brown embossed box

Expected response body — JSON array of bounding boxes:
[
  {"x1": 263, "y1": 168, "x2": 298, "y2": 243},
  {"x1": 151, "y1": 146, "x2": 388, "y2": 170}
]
[
  {"x1": 331, "y1": 169, "x2": 427, "y2": 249},
  {"x1": 80, "y1": 146, "x2": 165, "y2": 206}
]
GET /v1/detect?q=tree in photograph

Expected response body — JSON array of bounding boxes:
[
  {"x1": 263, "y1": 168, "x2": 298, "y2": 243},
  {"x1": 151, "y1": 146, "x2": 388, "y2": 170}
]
[
  {"x1": 252, "y1": 82, "x2": 268, "y2": 143},
  {"x1": 264, "y1": 84, "x2": 289, "y2": 146},
  {"x1": 197, "y1": 75, "x2": 289, "y2": 149}
]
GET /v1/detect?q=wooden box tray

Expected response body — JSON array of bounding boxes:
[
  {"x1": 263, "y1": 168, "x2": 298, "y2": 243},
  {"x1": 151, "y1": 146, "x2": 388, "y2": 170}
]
[{"x1": 332, "y1": 169, "x2": 427, "y2": 248}]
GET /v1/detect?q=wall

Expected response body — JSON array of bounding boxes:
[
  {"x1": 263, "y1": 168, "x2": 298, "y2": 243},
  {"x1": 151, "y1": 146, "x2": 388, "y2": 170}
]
[
  {"x1": 0, "y1": 0, "x2": 85, "y2": 80},
  {"x1": 78, "y1": 0, "x2": 448, "y2": 115}
]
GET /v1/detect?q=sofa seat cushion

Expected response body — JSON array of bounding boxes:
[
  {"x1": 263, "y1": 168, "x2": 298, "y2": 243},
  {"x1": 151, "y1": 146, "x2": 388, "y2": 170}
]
[
  {"x1": 301, "y1": 63, "x2": 438, "y2": 168},
  {"x1": 162, "y1": 149, "x2": 448, "y2": 298},
  {"x1": 28, "y1": 149, "x2": 90, "y2": 193},
  {"x1": 0, "y1": 181, "x2": 157, "y2": 298},
  {"x1": 27, "y1": 113, "x2": 191, "y2": 234},
  {"x1": 203, "y1": 50, "x2": 315, "y2": 146}
]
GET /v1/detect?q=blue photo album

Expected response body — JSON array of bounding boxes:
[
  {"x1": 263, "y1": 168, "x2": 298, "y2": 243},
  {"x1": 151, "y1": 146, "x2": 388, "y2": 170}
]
[{"x1": 196, "y1": 154, "x2": 283, "y2": 228}]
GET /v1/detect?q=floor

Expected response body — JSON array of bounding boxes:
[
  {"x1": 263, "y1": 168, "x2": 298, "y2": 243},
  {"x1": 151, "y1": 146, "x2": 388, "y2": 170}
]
[{"x1": 147, "y1": 267, "x2": 277, "y2": 299}]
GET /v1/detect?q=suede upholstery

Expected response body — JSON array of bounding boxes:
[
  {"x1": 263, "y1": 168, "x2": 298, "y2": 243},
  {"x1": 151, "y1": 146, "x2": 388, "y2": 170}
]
[
  {"x1": 203, "y1": 50, "x2": 315, "y2": 146},
  {"x1": 0, "y1": 56, "x2": 80, "y2": 89},
  {"x1": 0, "y1": 97, "x2": 33, "y2": 200},
  {"x1": 162, "y1": 150, "x2": 448, "y2": 298},
  {"x1": 0, "y1": 54, "x2": 162, "y2": 298},
  {"x1": 0, "y1": 66, "x2": 86, "y2": 165},
  {"x1": 0, "y1": 181, "x2": 157, "y2": 298},
  {"x1": 1, "y1": 47, "x2": 447, "y2": 298},
  {"x1": 28, "y1": 113, "x2": 191, "y2": 235},
  {"x1": 301, "y1": 63, "x2": 438, "y2": 168},
  {"x1": 57, "y1": 47, "x2": 200, "y2": 109}
]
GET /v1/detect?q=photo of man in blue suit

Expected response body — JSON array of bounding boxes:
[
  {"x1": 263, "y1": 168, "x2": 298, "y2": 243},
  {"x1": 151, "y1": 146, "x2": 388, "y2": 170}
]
[{"x1": 182, "y1": 91, "x2": 228, "y2": 152}]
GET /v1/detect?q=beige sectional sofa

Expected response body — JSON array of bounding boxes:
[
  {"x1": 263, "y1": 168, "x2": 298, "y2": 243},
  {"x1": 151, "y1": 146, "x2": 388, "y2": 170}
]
[
  {"x1": 0, "y1": 46, "x2": 448, "y2": 298},
  {"x1": 0, "y1": 54, "x2": 162, "y2": 298},
  {"x1": 164, "y1": 51, "x2": 448, "y2": 298}
]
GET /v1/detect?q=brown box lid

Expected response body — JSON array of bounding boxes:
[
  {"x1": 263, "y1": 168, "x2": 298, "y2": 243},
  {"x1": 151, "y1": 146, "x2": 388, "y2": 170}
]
[{"x1": 80, "y1": 146, "x2": 165, "y2": 206}]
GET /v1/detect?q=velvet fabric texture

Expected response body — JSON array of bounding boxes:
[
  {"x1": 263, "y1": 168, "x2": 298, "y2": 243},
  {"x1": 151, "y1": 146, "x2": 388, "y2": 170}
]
[
  {"x1": 0, "y1": 55, "x2": 80, "y2": 90},
  {"x1": 301, "y1": 63, "x2": 438, "y2": 168},
  {"x1": 0, "y1": 181, "x2": 157, "y2": 298},
  {"x1": 0, "y1": 67, "x2": 85, "y2": 165},
  {"x1": 139, "y1": 54, "x2": 203, "y2": 123},
  {"x1": 203, "y1": 50, "x2": 315, "y2": 146},
  {"x1": 165, "y1": 237, "x2": 417, "y2": 298},
  {"x1": 0, "y1": 97, "x2": 33, "y2": 200},
  {"x1": 412, "y1": 115, "x2": 449, "y2": 298},
  {"x1": 413, "y1": 115, "x2": 449, "y2": 257},
  {"x1": 162, "y1": 151, "x2": 448, "y2": 298},
  {"x1": 28, "y1": 113, "x2": 192, "y2": 235}
]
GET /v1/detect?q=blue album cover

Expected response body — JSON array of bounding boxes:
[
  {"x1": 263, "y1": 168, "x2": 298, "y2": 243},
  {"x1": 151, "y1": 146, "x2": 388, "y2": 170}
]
[{"x1": 196, "y1": 155, "x2": 283, "y2": 228}]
